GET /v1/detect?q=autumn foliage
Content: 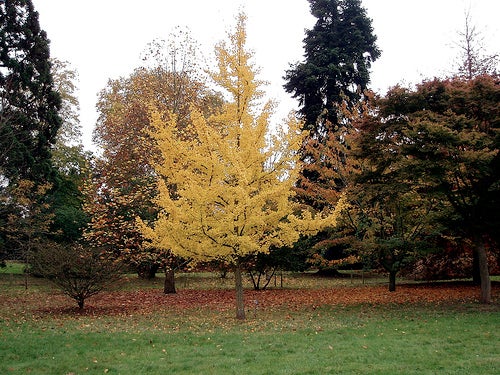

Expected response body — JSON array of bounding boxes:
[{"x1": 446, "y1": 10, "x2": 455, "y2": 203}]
[
  {"x1": 138, "y1": 14, "x2": 337, "y2": 319},
  {"x1": 83, "y1": 31, "x2": 222, "y2": 279},
  {"x1": 4, "y1": 280, "x2": 496, "y2": 320}
]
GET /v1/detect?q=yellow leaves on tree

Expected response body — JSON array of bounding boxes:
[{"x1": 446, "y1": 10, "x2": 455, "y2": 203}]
[{"x1": 138, "y1": 13, "x2": 336, "y2": 319}]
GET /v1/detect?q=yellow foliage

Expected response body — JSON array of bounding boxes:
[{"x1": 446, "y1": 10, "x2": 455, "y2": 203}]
[
  {"x1": 138, "y1": 13, "x2": 336, "y2": 265},
  {"x1": 307, "y1": 253, "x2": 361, "y2": 269}
]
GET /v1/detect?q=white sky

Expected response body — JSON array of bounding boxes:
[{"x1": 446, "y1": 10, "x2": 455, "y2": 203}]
[{"x1": 33, "y1": 0, "x2": 499, "y2": 151}]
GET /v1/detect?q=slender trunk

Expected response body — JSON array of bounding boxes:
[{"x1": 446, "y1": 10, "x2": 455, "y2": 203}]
[
  {"x1": 382, "y1": 255, "x2": 397, "y2": 292},
  {"x1": 388, "y1": 270, "x2": 397, "y2": 292},
  {"x1": 472, "y1": 249, "x2": 481, "y2": 285},
  {"x1": 261, "y1": 268, "x2": 276, "y2": 290},
  {"x1": 474, "y1": 234, "x2": 491, "y2": 304},
  {"x1": 164, "y1": 268, "x2": 176, "y2": 294},
  {"x1": 234, "y1": 265, "x2": 245, "y2": 320},
  {"x1": 24, "y1": 256, "x2": 29, "y2": 290},
  {"x1": 138, "y1": 263, "x2": 159, "y2": 279},
  {"x1": 248, "y1": 270, "x2": 260, "y2": 290}
]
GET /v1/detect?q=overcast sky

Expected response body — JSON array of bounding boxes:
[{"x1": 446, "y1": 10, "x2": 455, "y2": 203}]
[{"x1": 33, "y1": 0, "x2": 499, "y2": 150}]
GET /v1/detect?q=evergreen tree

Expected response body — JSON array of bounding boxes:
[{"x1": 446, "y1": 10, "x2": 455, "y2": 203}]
[
  {"x1": 284, "y1": 0, "x2": 380, "y2": 213},
  {"x1": 1, "y1": 0, "x2": 62, "y2": 263},
  {"x1": 0, "y1": 0, "x2": 62, "y2": 183},
  {"x1": 284, "y1": 0, "x2": 380, "y2": 134}
]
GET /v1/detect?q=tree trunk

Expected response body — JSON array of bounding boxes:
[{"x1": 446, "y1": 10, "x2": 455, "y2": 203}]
[
  {"x1": 164, "y1": 268, "x2": 176, "y2": 294},
  {"x1": 137, "y1": 263, "x2": 159, "y2": 279},
  {"x1": 472, "y1": 249, "x2": 481, "y2": 285},
  {"x1": 248, "y1": 270, "x2": 261, "y2": 290},
  {"x1": 473, "y1": 234, "x2": 491, "y2": 304},
  {"x1": 234, "y1": 265, "x2": 245, "y2": 320},
  {"x1": 388, "y1": 270, "x2": 397, "y2": 292}
]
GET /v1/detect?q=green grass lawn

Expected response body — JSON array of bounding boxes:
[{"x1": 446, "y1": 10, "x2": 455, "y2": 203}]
[
  {"x1": 1, "y1": 304, "x2": 498, "y2": 374},
  {"x1": 0, "y1": 269, "x2": 498, "y2": 374},
  {"x1": 0, "y1": 261, "x2": 26, "y2": 275}
]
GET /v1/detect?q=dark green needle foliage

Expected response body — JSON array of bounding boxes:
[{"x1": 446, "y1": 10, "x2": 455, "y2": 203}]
[
  {"x1": 1, "y1": 0, "x2": 62, "y2": 263},
  {"x1": 284, "y1": 0, "x2": 380, "y2": 134},
  {"x1": 0, "y1": 0, "x2": 62, "y2": 183}
]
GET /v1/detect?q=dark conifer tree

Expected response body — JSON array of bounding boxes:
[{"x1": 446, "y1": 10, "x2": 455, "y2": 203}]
[
  {"x1": 281, "y1": 0, "x2": 380, "y2": 270},
  {"x1": 1, "y1": 0, "x2": 62, "y2": 264},
  {"x1": 0, "y1": 0, "x2": 62, "y2": 183},
  {"x1": 283, "y1": 0, "x2": 380, "y2": 212},
  {"x1": 284, "y1": 0, "x2": 380, "y2": 135}
]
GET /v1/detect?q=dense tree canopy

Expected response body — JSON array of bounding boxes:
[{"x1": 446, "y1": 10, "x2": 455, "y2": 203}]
[
  {"x1": 0, "y1": 0, "x2": 61, "y2": 183},
  {"x1": 2, "y1": 0, "x2": 497, "y2": 309},
  {"x1": 283, "y1": 0, "x2": 380, "y2": 214},
  {"x1": 342, "y1": 96, "x2": 445, "y2": 291},
  {"x1": 139, "y1": 14, "x2": 335, "y2": 319},
  {"x1": 284, "y1": 0, "x2": 380, "y2": 134},
  {"x1": 85, "y1": 31, "x2": 222, "y2": 280},
  {"x1": 49, "y1": 59, "x2": 90, "y2": 243},
  {"x1": 346, "y1": 75, "x2": 499, "y2": 300},
  {"x1": 0, "y1": 0, "x2": 62, "y2": 263}
]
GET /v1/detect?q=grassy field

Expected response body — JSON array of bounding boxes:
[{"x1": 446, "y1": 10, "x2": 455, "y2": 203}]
[
  {"x1": 0, "y1": 261, "x2": 26, "y2": 275},
  {"x1": 0, "y1": 268, "x2": 498, "y2": 374}
]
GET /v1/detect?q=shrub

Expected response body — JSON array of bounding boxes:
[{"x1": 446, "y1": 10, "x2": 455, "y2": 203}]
[{"x1": 33, "y1": 243, "x2": 123, "y2": 308}]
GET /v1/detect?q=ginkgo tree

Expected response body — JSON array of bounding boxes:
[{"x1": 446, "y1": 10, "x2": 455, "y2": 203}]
[{"x1": 138, "y1": 13, "x2": 335, "y2": 320}]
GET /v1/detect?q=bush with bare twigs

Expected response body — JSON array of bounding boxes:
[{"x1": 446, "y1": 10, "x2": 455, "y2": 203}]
[{"x1": 33, "y1": 243, "x2": 123, "y2": 308}]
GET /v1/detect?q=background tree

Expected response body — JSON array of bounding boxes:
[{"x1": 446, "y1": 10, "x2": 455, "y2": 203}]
[
  {"x1": 284, "y1": 0, "x2": 380, "y2": 133},
  {"x1": 342, "y1": 101, "x2": 444, "y2": 291},
  {"x1": 0, "y1": 0, "x2": 61, "y2": 183},
  {"x1": 139, "y1": 14, "x2": 334, "y2": 320},
  {"x1": 32, "y1": 242, "x2": 123, "y2": 309},
  {"x1": 49, "y1": 59, "x2": 90, "y2": 243},
  {"x1": 356, "y1": 76, "x2": 499, "y2": 302},
  {"x1": 85, "y1": 29, "x2": 222, "y2": 286},
  {"x1": 2, "y1": 180, "x2": 53, "y2": 286},
  {"x1": 454, "y1": 9, "x2": 498, "y2": 80},
  {"x1": 0, "y1": 0, "x2": 62, "y2": 263},
  {"x1": 244, "y1": 242, "x2": 311, "y2": 291},
  {"x1": 50, "y1": 59, "x2": 81, "y2": 146},
  {"x1": 85, "y1": 70, "x2": 161, "y2": 279},
  {"x1": 283, "y1": 0, "x2": 380, "y2": 266},
  {"x1": 284, "y1": 0, "x2": 380, "y2": 204}
]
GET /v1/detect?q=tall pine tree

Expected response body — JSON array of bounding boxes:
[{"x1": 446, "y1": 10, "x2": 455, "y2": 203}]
[
  {"x1": 283, "y1": 0, "x2": 380, "y2": 270},
  {"x1": 0, "y1": 0, "x2": 61, "y2": 183},
  {"x1": 284, "y1": 0, "x2": 379, "y2": 215},
  {"x1": 284, "y1": 0, "x2": 380, "y2": 135},
  {"x1": 284, "y1": 0, "x2": 380, "y2": 211},
  {"x1": 1, "y1": 0, "x2": 62, "y2": 263}
]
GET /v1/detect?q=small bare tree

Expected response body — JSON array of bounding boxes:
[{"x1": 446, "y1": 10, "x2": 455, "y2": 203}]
[
  {"x1": 33, "y1": 243, "x2": 123, "y2": 309},
  {"x1": 454, "y1": 9, "x2": 498, "y2": 79}
]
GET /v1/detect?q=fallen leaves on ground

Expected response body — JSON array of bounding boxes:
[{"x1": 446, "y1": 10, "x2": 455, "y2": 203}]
[{"x1": 2, "y1": 282, "x2": 496, "y2": 319}]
